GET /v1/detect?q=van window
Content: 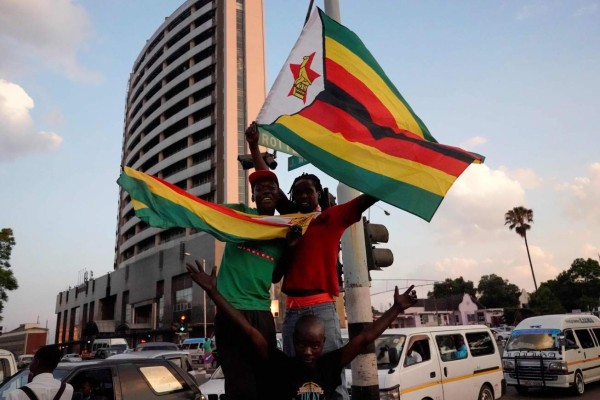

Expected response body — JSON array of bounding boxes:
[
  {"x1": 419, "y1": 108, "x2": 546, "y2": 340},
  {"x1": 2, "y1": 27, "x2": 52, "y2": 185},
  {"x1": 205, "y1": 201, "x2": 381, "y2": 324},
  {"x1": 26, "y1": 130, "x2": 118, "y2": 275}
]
[
  {"x1": 564, "y1": 330, "x2": 577, "y2": 348},
  {"x1": 404, "y1": 339, "x2": 430, "y2": 367},
  {"x1": 465, "y1": 331, "x2": 495, "y2": 357},
  {"x1": 592, "y1": 328, "x2": 600, "y2": 344},
  {"x1": 574, "y1": 329, "x2": 595, "y2": 349},
  {"x1": 374, "y1": 335, "x2": 406, "y2": 370},
  {"x1": 436, "y1": 334, "x2": 468, "y2": 361}
]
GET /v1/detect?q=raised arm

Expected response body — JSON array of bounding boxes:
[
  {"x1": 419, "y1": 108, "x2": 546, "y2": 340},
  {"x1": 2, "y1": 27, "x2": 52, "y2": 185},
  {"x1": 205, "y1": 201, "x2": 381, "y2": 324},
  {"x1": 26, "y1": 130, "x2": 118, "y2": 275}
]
[
  {"x1": 355, "y1": 193, "x2": 378, "y2": 214},
  {"x1": 186, "y1": 260, "x2": 269, "y2": 359},
  {"x1": 245, "y1": 122, "x2": 270, "y2": 171},
  {"x1": 245, "y1": 122, "x2": 297, "y2": 214},
  {"x1": 340, "y1": 285, "x2": 417, "y2": 367}
]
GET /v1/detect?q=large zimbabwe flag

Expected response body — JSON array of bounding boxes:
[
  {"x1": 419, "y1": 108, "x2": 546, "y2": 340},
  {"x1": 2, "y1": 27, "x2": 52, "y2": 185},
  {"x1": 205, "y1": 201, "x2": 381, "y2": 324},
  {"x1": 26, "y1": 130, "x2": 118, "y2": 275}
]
[
  {"x1": 256, "y1": 8, "x2": 484, "y2": 222},
  {"x1": 117, "y1": 167, "x2": 315, "y2": 242}
]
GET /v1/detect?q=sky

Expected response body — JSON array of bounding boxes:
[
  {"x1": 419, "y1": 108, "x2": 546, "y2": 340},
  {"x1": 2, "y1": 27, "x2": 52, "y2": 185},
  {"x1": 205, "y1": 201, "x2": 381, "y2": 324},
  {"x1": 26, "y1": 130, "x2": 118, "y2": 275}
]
[{"x1": 1, "y1": 0, "x2": 599, "y2": 335}]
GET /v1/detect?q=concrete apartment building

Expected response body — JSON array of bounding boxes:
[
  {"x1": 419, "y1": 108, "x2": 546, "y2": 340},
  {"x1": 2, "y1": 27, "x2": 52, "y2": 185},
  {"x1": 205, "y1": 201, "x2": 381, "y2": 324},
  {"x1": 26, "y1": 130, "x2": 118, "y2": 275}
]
[{"x1": 55, "y1": 0, "x2": 268, "y2": 350}]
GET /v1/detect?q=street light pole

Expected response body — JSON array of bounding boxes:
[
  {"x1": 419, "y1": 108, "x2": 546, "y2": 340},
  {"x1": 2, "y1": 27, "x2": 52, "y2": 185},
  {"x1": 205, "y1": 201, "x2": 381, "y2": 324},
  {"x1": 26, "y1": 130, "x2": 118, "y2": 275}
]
[{"x1": 202, "y1": 259, "x2": 207, "y2": 339}]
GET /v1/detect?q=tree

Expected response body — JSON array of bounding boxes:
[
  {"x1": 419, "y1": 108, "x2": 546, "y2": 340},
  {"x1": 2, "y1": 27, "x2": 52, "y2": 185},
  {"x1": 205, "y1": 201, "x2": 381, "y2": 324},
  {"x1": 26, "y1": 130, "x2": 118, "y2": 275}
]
[
  {"x1": 505, "y1": 206, "x2": 537, "y2": 291},
  {"x1": 528, "y1": 285, "x2": 565, "y2": 315},
  {"x1": 552, "y1": 258, "x2": 600, "y2": 312},
  {"x1": 477, "y1": 274, "x2": 521, "y2": 308},
  {"x1": 428, "y1": 277, "x2": 476, "y2": 298},
  {"x1": 0, "y1": 228, "x2": 19, "y2": 320}
]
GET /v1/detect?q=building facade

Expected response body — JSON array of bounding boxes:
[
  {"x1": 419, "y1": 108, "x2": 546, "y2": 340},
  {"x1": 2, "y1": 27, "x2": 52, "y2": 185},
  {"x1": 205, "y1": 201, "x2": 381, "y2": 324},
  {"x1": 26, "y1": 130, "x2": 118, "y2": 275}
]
[
  {"x1": 55, "y1": 0, "x2": 268, "y2": 350},
  {"x1": 384, "y1": 294, "x2": 504, "y2": 328},
  {"x1": 0, "y1": 323, "x2": 48, "y2": 356}
]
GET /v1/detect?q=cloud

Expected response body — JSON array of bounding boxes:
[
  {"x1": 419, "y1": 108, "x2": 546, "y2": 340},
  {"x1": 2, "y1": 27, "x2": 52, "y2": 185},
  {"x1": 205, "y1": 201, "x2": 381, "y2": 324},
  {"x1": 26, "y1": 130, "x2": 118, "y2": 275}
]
[
  {"x1": 460, "y1": 136, "x2": 487, "y2": 150},
  {"x1": 0, "y1": 79, "x2": 63, "y2": 162},
  {"x1": 516, "y1": 1, "x2": 549, "y2": 20},
  {"x1": 0, "y1": 0, "x2": 100, "y2": 82},
  {"x1": 573, "y1": 3, "x2": 599, "y2": 17},
  {"x1": 556, "y1": 163, "x2": 600, "y2": 225},
  {"x1": 434, "y1": 164, "x2": 526, "y2": 243},
  {"x1": 499, "y1": 166, "x2": 544, "y2": 189}
]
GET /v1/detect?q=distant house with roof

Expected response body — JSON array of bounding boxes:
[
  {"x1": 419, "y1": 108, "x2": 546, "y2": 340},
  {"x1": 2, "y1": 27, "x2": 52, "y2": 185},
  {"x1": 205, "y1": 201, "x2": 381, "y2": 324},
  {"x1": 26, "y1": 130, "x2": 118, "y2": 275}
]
[{"x1": 383, "y1": 293, "x2": 504, "y2": 328}]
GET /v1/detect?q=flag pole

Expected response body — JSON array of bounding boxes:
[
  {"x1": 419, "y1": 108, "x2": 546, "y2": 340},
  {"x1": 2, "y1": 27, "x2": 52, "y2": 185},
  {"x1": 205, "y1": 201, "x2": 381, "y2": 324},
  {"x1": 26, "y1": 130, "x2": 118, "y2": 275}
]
[{"x1": 324, "y1": 2, "x2": 379, "y2": 399}]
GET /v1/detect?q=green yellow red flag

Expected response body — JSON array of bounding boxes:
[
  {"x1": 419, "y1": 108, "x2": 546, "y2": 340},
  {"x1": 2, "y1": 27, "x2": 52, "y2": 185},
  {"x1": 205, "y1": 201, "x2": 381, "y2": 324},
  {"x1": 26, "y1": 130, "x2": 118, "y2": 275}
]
[
  {"x1": 117, "y1": 167, "x2": 314, "y2": 242},
  {"x1": 256, "y1": 8, "x2": 484, "y2": 222}
]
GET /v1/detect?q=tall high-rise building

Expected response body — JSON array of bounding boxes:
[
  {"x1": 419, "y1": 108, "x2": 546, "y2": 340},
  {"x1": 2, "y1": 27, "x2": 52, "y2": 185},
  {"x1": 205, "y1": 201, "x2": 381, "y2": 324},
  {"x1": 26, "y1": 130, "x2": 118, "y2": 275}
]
[
  {"x1": 116, "y1": 0, "x2": 266, "y2": 270},
  {"x1": 54, "y1": 0, "x2": 269, "y2": 349}
]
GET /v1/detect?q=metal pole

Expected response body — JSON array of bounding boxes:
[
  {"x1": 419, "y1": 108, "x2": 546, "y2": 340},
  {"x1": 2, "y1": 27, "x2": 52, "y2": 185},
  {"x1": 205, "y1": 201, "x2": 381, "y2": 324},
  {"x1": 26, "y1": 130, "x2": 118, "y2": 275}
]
[
  {"x1": 202, "y1": 259, "x2": 207, "y2": 338},
  {"x1": 323, "y1": 1, "x2": 379, "y2": 397}
]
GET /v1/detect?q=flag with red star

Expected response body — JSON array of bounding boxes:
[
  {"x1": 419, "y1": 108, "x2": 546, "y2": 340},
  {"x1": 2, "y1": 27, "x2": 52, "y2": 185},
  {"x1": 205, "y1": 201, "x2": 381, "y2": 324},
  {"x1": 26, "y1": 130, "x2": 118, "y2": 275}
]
[{"x1": 256, "y1": 8, "x2": 484, "y2": 222}]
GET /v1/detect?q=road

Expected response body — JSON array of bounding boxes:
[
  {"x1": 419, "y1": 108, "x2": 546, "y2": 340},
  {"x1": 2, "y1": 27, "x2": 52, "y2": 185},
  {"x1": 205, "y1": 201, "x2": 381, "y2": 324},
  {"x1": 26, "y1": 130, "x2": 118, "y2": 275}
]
[{"x1": 502, "y1": 381, "x2": 600, "y2": 400}]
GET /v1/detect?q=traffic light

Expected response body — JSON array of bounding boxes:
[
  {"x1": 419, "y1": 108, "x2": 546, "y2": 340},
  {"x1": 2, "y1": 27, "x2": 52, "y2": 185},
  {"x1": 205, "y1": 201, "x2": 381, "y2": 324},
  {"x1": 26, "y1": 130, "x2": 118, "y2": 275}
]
[
  {"x1": 179, "y1": 314, "x2": 187, "y2": 332},
  {"x1": 237, "y1": 152, "x2": 278, "y2": 170},
  {"x1": 363, "y1": 217, "x2": 394, "y2": 273}
]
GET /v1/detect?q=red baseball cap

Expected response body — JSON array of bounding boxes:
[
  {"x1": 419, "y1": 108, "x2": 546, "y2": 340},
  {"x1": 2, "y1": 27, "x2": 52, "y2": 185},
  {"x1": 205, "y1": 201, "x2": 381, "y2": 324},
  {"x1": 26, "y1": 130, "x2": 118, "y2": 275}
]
[{"x1": 249, "y1": 170, "x2": 279, "y2": 188}]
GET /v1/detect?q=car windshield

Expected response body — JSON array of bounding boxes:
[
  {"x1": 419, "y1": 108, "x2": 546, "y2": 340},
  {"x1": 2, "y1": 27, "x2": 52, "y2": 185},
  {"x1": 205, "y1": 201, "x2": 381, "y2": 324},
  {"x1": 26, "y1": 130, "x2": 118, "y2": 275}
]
[
  {"x1": 505, "y1": 329, "x2": 561, "y2": 351},
  {"x1": 344, "y1": 334, "x2": 406, "y2": 370}
]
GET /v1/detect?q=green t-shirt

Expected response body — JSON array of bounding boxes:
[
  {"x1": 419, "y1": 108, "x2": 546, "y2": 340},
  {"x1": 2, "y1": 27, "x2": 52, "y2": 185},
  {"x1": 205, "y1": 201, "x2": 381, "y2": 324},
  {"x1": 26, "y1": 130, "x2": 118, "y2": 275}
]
[{"x1": 216, "y1": 204, "x2": 285, "y2": 311}]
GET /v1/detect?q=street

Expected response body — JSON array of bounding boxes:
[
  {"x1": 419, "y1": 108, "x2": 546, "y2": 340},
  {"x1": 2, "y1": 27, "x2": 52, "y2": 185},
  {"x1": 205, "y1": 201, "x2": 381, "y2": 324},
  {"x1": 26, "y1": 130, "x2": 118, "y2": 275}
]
[{"x1": 501, "y1": 381, "x2": 600, "y2": 400}]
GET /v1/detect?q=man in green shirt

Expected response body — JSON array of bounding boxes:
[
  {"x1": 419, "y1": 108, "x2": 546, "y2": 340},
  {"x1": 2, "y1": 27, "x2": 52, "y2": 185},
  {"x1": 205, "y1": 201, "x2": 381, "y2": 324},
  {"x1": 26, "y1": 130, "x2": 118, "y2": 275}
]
[{"x1": 211, "y1": 168, "x2": 288, "y2": 400}]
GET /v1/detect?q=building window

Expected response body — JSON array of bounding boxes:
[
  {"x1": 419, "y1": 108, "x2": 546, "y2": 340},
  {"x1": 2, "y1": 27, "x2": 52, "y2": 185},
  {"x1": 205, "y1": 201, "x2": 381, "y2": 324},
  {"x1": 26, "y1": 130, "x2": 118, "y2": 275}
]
[
  {"x1": 174, "y1": 287, "x2": 192, "y2": 312},
  {"x1": 420, "y1": 315, "x2": 429, "y2": 324},
  {"x1": 72, "y1": 307, "x2": 81, "y2": 341},
  {"x1": 172, "y1": 275, "x2": 192, "y2": 313}
]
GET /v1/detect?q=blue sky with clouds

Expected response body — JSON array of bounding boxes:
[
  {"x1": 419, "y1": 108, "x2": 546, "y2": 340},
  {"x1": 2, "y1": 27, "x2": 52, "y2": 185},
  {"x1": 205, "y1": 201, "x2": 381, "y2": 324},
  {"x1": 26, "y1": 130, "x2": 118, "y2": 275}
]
[{"x1": 0, "y1": 0, "x2": 599, "y2": 333}]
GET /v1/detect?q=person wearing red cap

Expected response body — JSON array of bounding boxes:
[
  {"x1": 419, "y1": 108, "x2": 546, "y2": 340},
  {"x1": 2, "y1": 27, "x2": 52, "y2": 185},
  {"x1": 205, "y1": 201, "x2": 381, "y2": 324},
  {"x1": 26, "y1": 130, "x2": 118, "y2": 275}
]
[{"x1": 207, "y1": 145, "x2": 295, "y2": 400}]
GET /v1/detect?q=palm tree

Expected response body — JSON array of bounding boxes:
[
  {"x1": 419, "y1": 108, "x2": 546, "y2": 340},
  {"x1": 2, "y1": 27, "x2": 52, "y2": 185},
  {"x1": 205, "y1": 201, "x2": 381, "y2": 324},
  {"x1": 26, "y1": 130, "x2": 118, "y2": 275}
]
[{"x1": 505, "y1": 206, "x2": 537, "y2": 291}]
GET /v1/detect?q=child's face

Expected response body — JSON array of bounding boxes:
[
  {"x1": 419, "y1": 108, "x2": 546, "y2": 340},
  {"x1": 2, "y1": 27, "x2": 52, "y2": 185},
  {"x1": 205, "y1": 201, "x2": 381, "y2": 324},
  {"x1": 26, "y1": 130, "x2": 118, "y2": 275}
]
[{"x1": 294, "y1": 327, "x2": 325, "y2": 367}]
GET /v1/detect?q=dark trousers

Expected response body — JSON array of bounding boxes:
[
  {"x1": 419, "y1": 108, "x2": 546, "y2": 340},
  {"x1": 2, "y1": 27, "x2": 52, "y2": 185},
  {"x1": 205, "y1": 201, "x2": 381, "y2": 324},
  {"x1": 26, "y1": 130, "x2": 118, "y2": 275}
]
[{"x1": 214, "y1": 309, "x2": 276, "y2": 400}]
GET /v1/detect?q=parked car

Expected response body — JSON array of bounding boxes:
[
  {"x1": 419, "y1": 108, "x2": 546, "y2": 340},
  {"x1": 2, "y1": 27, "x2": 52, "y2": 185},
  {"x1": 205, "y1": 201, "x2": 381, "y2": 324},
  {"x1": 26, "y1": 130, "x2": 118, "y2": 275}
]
[
  {"x1": 0, "y1": 358, "x2": 204, "y2": 399},
  {"x1": 0, "y1": 349, "x2": 17, "y2": 382},
  {"x1": 95, "y1": 344, "x2": 129, "y2": 359},
  {"x1": 198, "y1": 366, "x2": 225, "y2": 398},
  {"x1": 16, "y1": 354, "x2": 34, "y2": 370},
  {"x1": 109, "y1": 349, "x2": 204, "y2": 384},
  {"x1": 60, "y1": 353, "x2": 83, "y2": 362},
  {"x1": 491, "y1": 327, "x2": 513, "y2": 341},
  {"x1": 135, "y1": 341, "x2": 179, "y2": 352}
]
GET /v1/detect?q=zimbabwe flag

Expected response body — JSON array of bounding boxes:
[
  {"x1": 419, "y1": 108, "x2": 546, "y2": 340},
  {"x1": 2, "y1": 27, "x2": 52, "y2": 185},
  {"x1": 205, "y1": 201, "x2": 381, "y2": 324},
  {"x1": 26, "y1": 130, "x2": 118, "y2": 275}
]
[
  {"x1": 256, "y1": 8, "x2": 484, "y2": 222},
  {"x1": 117, "y1": 167, "x2": 315, "y2": 242}
]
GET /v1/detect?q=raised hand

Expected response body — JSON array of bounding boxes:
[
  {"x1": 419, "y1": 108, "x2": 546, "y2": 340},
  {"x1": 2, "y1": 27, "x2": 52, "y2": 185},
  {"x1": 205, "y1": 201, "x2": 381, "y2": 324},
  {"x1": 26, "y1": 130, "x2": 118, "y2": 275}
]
[
  {"x1": 186, "y1": 260, "x2": 217, "y2": 294},
  {"x1": 393, "y1": 285, "x2": 417, "y2": 310},
  {"x1": 244, "y1": 121, "x2": 259, "y2": 145}
]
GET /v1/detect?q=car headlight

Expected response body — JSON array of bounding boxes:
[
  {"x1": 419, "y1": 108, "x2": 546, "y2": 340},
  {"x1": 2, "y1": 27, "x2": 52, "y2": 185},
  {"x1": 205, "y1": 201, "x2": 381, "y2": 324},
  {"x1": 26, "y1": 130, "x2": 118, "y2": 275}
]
[
  {"x1": 547, "y1": 361, "x2": 568, "y2": 374},
  {"x1": 380, "y1": 385, "x2": 400, "y2": 400},
  {"x1": 502, "y1": 359, "x2": 515, "y2": 371}
]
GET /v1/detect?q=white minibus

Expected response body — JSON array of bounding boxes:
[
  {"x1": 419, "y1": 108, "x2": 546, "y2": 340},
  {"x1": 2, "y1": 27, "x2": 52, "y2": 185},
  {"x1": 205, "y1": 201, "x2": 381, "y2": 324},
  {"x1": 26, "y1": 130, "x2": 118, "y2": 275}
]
[
  {"x1": 345, "y1": 325, "x2": 505, "y2": 400},
  {"x1": 502, "y1": 314, "x2": 600, "y2": 395},
  {"x1": 181, "y1": 337, "x2": 206, "y2": 364}
]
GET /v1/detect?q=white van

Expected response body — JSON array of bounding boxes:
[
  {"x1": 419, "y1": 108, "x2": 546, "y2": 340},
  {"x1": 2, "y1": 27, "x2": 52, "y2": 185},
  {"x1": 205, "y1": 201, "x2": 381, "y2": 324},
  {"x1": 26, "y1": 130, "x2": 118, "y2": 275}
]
[
  {"x1": 345, "y1": 325, "x2": 505, "y2": 400},
  {"x1": 502, "y1": 314, "x2": 600, "y2": 395},
  {"x1": 91, "y1": 338, "x2": 129, "y2": 357},
  {"x1": 181, "y1": 338, "x2": 205, "y2": 364}
]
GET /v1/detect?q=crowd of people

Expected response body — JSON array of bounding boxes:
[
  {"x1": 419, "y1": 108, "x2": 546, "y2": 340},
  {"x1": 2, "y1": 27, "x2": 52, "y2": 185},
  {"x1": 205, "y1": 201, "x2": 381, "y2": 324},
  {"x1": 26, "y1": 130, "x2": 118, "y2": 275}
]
[{"x1": 184, "y1": 123, "x2": 417, "y2": 400}]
